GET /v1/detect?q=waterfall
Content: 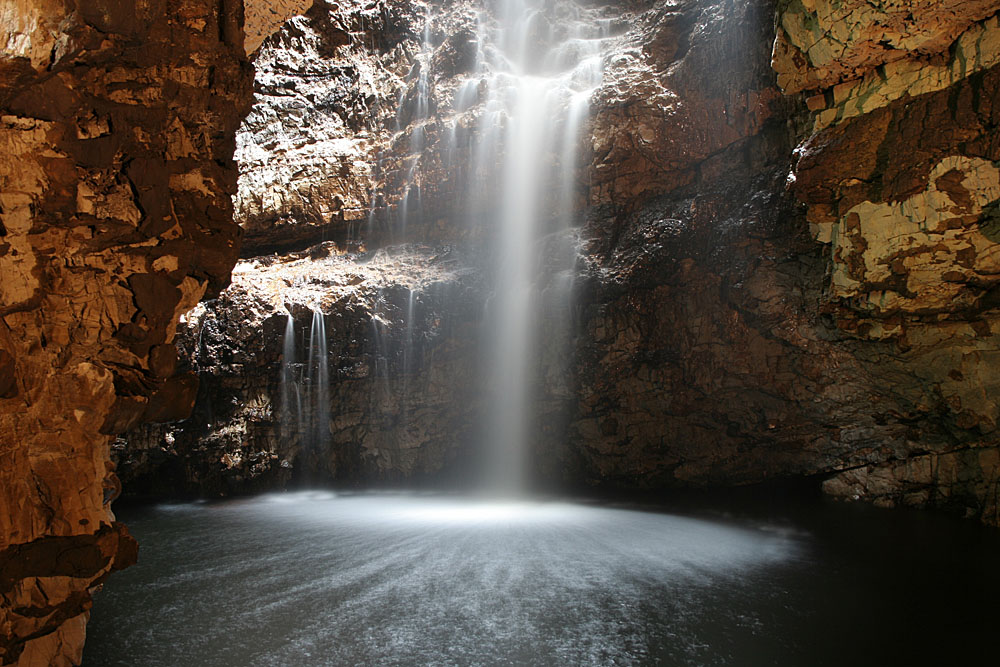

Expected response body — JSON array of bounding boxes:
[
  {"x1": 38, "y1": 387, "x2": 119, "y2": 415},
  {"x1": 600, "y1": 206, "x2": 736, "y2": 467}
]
[
  {"x1": 369, "y1": 0, "x2": 607, "y2": 492},
  {"x1": 281, "y1": 309, "x2": 330, "y2": 473},
  {"x1": 280, "y1": 313, "x2": 301, "y2": 441},
  {"x1": 398, "y1": 6, "x2": 433, "y2": 238},
  {"x1": 402, "y1": 288, "x2": 418, "y2": 410},
  {"x1": 470, "y1": 0, "x2": 607, "y2": 492},
  {"x1": 307, "y1": 309, "x2": 331, "y2": 459}
]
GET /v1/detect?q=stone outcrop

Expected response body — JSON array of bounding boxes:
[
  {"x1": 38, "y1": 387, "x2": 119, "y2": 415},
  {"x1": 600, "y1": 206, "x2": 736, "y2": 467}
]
[
  {"x1": 772, "y1": 0, "x2": 1000, "y2": 96},
  {"x1": 244, "y1": 0, "x2": 315, "y2": 54},
  {"x1": 0, "y1": 0, "x2": 252, "y2": 663},
  {"x1": 778, "y1": 2, "x2": 1000, "y2": 521},
  {"x1": 236, "y1": 0, "x2": 418, "y2": 255}
]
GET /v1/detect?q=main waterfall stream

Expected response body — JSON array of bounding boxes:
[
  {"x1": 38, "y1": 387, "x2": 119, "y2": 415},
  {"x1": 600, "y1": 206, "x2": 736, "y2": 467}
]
[
  {"x1": 474, "y1": 0, "x2": 605, "y2": 491},
  {"x1": 376, "y1": 0, "x2": 608, "y2": 490}
]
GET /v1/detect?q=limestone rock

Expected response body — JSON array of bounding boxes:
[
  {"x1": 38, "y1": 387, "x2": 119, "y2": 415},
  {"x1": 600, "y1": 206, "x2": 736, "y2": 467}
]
[
  {"x1": 779, "y1": 3, "x2": 1000, "y2": 521},
  {"x1": 0, "y1": 0, "x2": 250, "y2": 663},
  {"x1": 590, "y1": 0, "x2": 787, "y2": 204},
  {"x1": 772, "y1": 0, "x2": 1000, "y2": 96}
]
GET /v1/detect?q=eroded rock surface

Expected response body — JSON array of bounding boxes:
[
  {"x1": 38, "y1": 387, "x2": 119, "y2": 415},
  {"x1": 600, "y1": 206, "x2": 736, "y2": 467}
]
[
  {"x1": 772, "y1": 0, "x2": 999, "y2": 95},
  {"x1": 778, "y1": 2, "x2": 1000, "y2": 520},
  {"x1": 244, "y1": 0, "x2": 315, "y2": 54},
  {"x1": 236, "y1": 0, "x2": 419, "y2": 255},
  {"x1": 0, "y1": 0, "x2": 250, "y2": 663}
]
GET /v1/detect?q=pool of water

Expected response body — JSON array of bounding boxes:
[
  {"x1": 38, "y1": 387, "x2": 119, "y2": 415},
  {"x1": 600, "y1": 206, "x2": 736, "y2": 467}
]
[{"x1": 85, "y1": 491, "x2": 1000, "y2": 666}]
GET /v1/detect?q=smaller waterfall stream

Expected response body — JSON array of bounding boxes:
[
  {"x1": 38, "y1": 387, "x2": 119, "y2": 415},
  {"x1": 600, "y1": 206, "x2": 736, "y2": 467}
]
[
  {"x1": 397, "y1": 6, "x2": 434, "y2": 238},
  {"x1": 280, "y1": 309, "x2": 331, "y2": 470},
  {"x1": 280, "y1": 313, "x2": 301, "y2": 441},
  {"x1": 307, "y1": 309, "x2": 331, "y2": 459}
]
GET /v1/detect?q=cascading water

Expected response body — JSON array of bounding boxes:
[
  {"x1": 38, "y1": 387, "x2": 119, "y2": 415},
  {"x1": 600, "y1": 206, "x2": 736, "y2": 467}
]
[
  {"x1": 280, "y1": 309, "x2": 331, "y2": 473},
  {"x1": 397, "y1": 6, "x2": 434, "y2": 238},
  {"x1": 307, "y1": 309, "x2": 331, "y2": 460},
  {"x1": 280, "y1": 313, "x2": 301, "y2": 441},
  {"x1": 465, "y1": 0, "x2": 608, "y2": 492}
]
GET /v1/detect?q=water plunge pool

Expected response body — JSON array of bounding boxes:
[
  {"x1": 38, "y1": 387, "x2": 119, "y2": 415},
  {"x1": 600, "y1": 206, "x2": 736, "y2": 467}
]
[{"x1": 85, "y1": 492, "x2": 1000, "y2": 665}]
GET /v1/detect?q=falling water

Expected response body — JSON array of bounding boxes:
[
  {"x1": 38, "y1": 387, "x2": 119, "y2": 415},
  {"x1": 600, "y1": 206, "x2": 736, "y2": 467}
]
[
  {"x1": 280, "y1": 313, "x2": 301, "y2": 441},
  {"x1": 280, "y1": 310, "x2": 331, "y2": 471},
  {"x1": 468, "y1": 0, "x2": 608, "y2": 491},
  {"x1": 370, "y1": 288, "x2": 392, "y2": 409},
  {"x1": 368, "y1": 0, "x2": 608, "y2": 490},
  {"x1": 402, "y1": 288, "x2": 418, "y2": 405},
  {"x1": 306, "y1": 309, "x2": 331, "y2": 459},
  {"x1": 397, "y1": 6, "x2": 434, "y2": 237}
]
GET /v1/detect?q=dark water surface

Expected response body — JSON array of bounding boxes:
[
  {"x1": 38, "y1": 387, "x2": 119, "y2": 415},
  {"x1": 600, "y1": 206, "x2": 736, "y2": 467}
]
[{"x1": 85, "y1": 491, "x2": 1000, "y2": 666}]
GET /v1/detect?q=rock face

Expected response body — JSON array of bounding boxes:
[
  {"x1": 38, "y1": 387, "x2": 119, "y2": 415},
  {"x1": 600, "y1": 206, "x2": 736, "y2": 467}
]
[
  {"x1": 236, "y1": 0, "x2": 418, "y2": 255},
  {"x1": 115, "y1": 0, "x2": 1000, "y2": 528},
  {"x1": 772, "y1": 0, "x2": 1000, "y2": 96},
  {"x1": 0, "y1": 0, "x2": 251, "y2": 663},
  {"x1": 244, "y1": 0, "x2": 315, "y2": 54},
  {"x1": 778, "y1": 2, "x2": 1000, "y2": 519},
  {"x1": 118, "y1": 243, "x2": 485, "y2": 494},
  {"x1": 568, "y1": 0, "x2": 1000, "y2": 523}
]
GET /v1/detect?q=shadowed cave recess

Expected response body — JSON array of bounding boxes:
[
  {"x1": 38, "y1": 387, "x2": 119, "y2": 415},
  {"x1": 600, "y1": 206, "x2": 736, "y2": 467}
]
[{"x1": 4, "y1": 0, "x2": 1000, "y2": 664}]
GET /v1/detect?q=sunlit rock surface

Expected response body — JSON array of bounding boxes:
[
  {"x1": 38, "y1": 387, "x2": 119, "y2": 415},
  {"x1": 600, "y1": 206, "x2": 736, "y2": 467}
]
[
  {"x1": 244, "y1": 0, "x2": 315, "y2": 54},
  {"x1": 236, "y1": 0, "x2": 417, "y2": 255},
  {"x1": 772, "y1": 0, "x2": 999, "y2": 96},
  {"x1": 0, "y1": 0, "x2": 252, "y2": 663}
]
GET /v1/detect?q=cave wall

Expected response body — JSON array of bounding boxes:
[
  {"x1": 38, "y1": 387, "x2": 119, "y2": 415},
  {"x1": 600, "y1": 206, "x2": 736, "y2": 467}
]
[
  {"x1": 568, "y1": 0, "x2": 1000, "y2": 523},
  {"x1": 114, "y1": 0, "x2": 1000, "y2": 527},
  {"x1": 778, "y1": 0, "x2": 1000, "y2": 518},
  {"x1": 0, "y1": 0, "x2": 254, "y2": 663}
]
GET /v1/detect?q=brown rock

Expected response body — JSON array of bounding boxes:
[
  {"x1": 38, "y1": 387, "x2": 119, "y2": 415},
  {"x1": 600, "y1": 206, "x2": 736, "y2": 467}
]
[
  {"x1": 0, "y1": 0, "x2": 251, "y2": 662},
  {"x1": 772, "y1": 0, "x2": 999, "y2": 95}
]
